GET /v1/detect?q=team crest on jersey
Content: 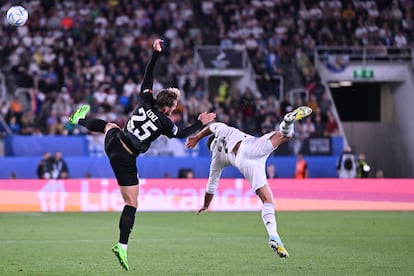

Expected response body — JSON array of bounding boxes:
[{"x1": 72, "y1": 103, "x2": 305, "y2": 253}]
[
  {"x1": 172, "y1": 125, "x2": 178, "y2": 135},
  {"x1": 143, "y1": 88, "x2": 152, "y2": 94}
]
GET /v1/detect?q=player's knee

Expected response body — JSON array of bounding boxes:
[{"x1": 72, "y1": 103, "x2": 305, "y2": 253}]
[
  {"x1": 126, "y1": 200, "x2": 138, "y2": 208},
  {"x1": 256, "y1": 185, "x2": 274, "y2": 203},
  {"x1": 105, "y1": 122, "x2": 120, "y2": 133},
  {"x1": 123, "y1": 194, "x2": 138, "y2": 208}
]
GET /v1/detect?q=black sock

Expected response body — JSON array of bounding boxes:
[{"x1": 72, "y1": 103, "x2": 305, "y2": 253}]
[
  {"x1": 118, "y1": 205, "x2": 137, "y2": 244},
  {"x1": 78, "y1": 118, "x2": 107, "y2": 133}
]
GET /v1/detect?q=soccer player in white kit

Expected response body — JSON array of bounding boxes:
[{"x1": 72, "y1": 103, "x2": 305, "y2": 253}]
[{"x1": 186, "y1": 106, "x2": 312, "y2": 258}]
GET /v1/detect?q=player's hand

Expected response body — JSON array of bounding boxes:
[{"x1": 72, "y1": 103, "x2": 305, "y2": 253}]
[
  {"x1": 185, "y1": 136, "x2": 197, "y2": 149},
  {"x1": 196, "y1": 206, "x2": 208, "y2": 215},
  {"x1": 153, "y1": 39, "x2": 164, "y2": 52},
  {"x1": 198, "y1": 112, "x2": 216, "y2": 125}
]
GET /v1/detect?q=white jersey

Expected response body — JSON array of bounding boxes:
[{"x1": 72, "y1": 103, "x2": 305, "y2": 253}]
[
  {"x1": 206, "y1": 122, "x2": 276, "y2": 194},
  {"x1": 209, "y1": 122, "x2": 252, "y2": 158}
]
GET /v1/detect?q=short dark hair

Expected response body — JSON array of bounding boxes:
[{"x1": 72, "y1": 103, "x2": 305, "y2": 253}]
[
  {"x1": 206, "y1": 135, "x2": 215, "y2": 151},
  {"x1": 155, "y1": 88, "x2": 180, "y2": 109}
]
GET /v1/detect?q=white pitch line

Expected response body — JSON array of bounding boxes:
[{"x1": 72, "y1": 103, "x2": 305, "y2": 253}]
[{"x1": 0, "y1": 236, "x2": 265, "y2": 244}]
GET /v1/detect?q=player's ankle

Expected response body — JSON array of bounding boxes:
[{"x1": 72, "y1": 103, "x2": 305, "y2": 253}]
[{"x1": 279, "y1": 121, "x2": 293, "y2": 136}]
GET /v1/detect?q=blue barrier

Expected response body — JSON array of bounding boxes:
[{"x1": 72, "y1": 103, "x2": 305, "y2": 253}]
[
  {"x1": 0, "y1": 156, "x2": 339, "y2": 179},
  {"x1": 3, "y1": 135, "x2": 344, "y2": 157},
  {"x1": 1, "y1": 135, "x2": 342, "y2": 179},
  {"x1": 4, "y1": 135, "x2": 89, "y2": 156}
]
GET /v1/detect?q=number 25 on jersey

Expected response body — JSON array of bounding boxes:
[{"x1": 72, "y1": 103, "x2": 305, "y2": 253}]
[{"x1": 127, "y1": 108, "x2": 159, "y2": 140}]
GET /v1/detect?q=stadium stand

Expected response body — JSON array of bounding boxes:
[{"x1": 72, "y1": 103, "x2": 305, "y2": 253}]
[{"x1": 0, "y1": 0, "x2": 412, "y2": 177}]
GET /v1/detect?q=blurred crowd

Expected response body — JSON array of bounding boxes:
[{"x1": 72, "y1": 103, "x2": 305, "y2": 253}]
[{"x1": 0, "y1": 0, "x2": 411, "y2": 155}]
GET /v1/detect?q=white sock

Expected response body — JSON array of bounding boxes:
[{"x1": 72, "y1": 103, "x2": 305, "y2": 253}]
[
  {"x1": 279, "y1": 121, "x2": 294, "y2": 137},
  {"x1": 118, "y1": 242, "x2": 128, "y2": 250},
  {"x1": 261, "y1": 203, "x2": 280, "y2": 240}
]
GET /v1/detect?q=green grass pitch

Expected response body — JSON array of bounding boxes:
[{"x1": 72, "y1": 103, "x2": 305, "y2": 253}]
[{"x1": 0, "y1": 211, "x2": 413, "y2": 275}]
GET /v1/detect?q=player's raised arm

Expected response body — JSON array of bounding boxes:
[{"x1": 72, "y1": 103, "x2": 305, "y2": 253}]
[
  {"x1": 197, "y1": 192, "x2": 214, "y2": 215},
  {"x1": 197, "y1": 144, "x2": 223, "y2": 215},
  {"x1": 140, "y1": 39, "x2": 164, "y2": 94},
  {"x1": 173, "y1": 112, "x2": 216, "y2": 139},
  {"x1": 185, "y1": 124, "x2": 213, "y2": 149},
  {"x1": 152, "y1": 38, "x2": 163, "y2": 52}
]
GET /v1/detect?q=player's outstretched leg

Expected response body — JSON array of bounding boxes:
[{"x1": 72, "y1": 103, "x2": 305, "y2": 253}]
[
  {"x1": 68, "y1": 104, "x2": 90, "y2": 124},
  {"x1": 283, "y1": 106, "x2": 313, "y2": 125},
  {"x1": 279, "y1": 105, "x2": 313, "y2": 137},
  {"x1": 112, "y1": 243, "x2": 130, "y2": 270},
  {"x1": 269, "y1": 236, "x2": 289, "y2": 258}
]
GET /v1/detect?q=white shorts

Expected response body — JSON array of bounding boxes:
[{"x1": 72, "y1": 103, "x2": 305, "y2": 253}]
[{"x1": 234, "y1": 132, "x2": 276, "y2": 191}]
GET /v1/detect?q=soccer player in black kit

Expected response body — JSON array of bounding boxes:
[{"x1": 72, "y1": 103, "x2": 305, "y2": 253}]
[{"x1": 68, "y1": 39, "x2": 216, "y2": 270}]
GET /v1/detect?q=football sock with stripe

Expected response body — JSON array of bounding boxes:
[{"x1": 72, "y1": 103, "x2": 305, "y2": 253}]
[
  {"x1": 279, "y1": 121, "x2": 294, "y2": 137},
  {"x1": 261, "y1": 203, "x2": 280, "y2": 240}
]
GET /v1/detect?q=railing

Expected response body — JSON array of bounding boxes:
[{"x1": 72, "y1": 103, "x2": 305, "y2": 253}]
[
  {"x1": 315, "y1": 46, "x2": 413, "y2": 66},
  {"x1": 288, "y1": 88, "x2": 308, "y2": 104},
  {"x1": 0, "y1": 115, "x2": 12, "y2": 135},
  {"x1": 242, "y1": 50, "x2": 261, "y2": 98},
  {"x1": 0, "y1": 73, "x2": 6, "y2": 101},
  {"x1": 14, "y1": 87, "x2": 32, "y2": 111},
  {"x1": 194, "y1": 46, "x2": 257, "y2": 97}
]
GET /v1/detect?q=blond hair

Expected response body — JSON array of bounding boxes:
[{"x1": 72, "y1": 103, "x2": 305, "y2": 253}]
[
  {"x1": 165, "y1": 87, "x2": 181, "y2": 98},
  {"x1": 155, "y1": 87, "x2": 181, "y2": 109}
]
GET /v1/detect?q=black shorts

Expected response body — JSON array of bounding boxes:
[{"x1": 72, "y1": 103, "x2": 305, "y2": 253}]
[{"x1": 105, "y1": 128, "x2": 139, "y2": 186}]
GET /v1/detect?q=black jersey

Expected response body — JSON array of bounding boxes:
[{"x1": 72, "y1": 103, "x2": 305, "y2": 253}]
[{"x1": 119, "y1": 51, "x2": 202, "y2": 155}]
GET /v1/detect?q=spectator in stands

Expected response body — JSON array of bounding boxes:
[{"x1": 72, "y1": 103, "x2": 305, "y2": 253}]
[
  {"x1": 48, "y1": 115, "x2": 66, "y2": 135},
  {"x1": 198, "y1": 95, "x2": 214, "y2": 114},
  {"x1": 122, "y1": 78, "x2": 138, "y2": 99},
  {"x1": 298, "y1": 2, "x2": 310, "y2": 20},
  {"x1": 302, "y1": 117, "x2": 316, "y2": 137},
  {"x1": 52, "y1": 151, "x2": 69, "y2": 179},
  {"x1": 290, "y1": 122, "x2": 307, "y2": 155},
  {"x1": 391, "y1": 1, "x2": 403, "y2": 21},
  {"x1": 324, "y1": 111, "x2": 339, "y2": 136},
  {"x1": 264, "y1": 95, "x2": 280, "y2": 116},
  {"x1": 280, "y1": 95, "x2": 293, "y2": 116},
  {"x1": 0, "y1": 101, "x2": 8, "y2": 119},
  {"x1": 380, "y1": 27, "x2": 394, "y2": 46},
  {"x1": 294, "y1": 153, "x2": 308, "y2": 179},
  {"x1": 394, "y1": 29, "x2": 407, "y2": 48},
  {"x1": 265, "y1": 47, "x2": 282, "y2": 77},
  {"x1": 217, "y1": 80, "x2": 231, "y2": 108},
  {"x1": 20, "y1": 110, "x2": 37, "y2": 135},
  {"x1": 336, "y1": 146, "x2": 357, "y2": 178},
  {"x1": 306, "y1": 94, "x2": 319, "y2": 114},
  {"x1": 260, "y1": 115, "x2": 276, "y2": 135},
  {"x1": 40, "y1": 66, "x2": 59, "y2": 94},
  {"x1": 8, "y1": 116, "x2": 21, "y2": 134},
  {"x1": 342, "y1": 3, "x2": 356, "y2": 20},
  {"x1": 318, "y1": 92, "x2": 333, "y2": 117},
  {"x1": 6, "y1": 96, "x2": 23, "y2": 127},
  {"x1": 311, "y1": 78, "x2": 326, "y2": 103}
]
